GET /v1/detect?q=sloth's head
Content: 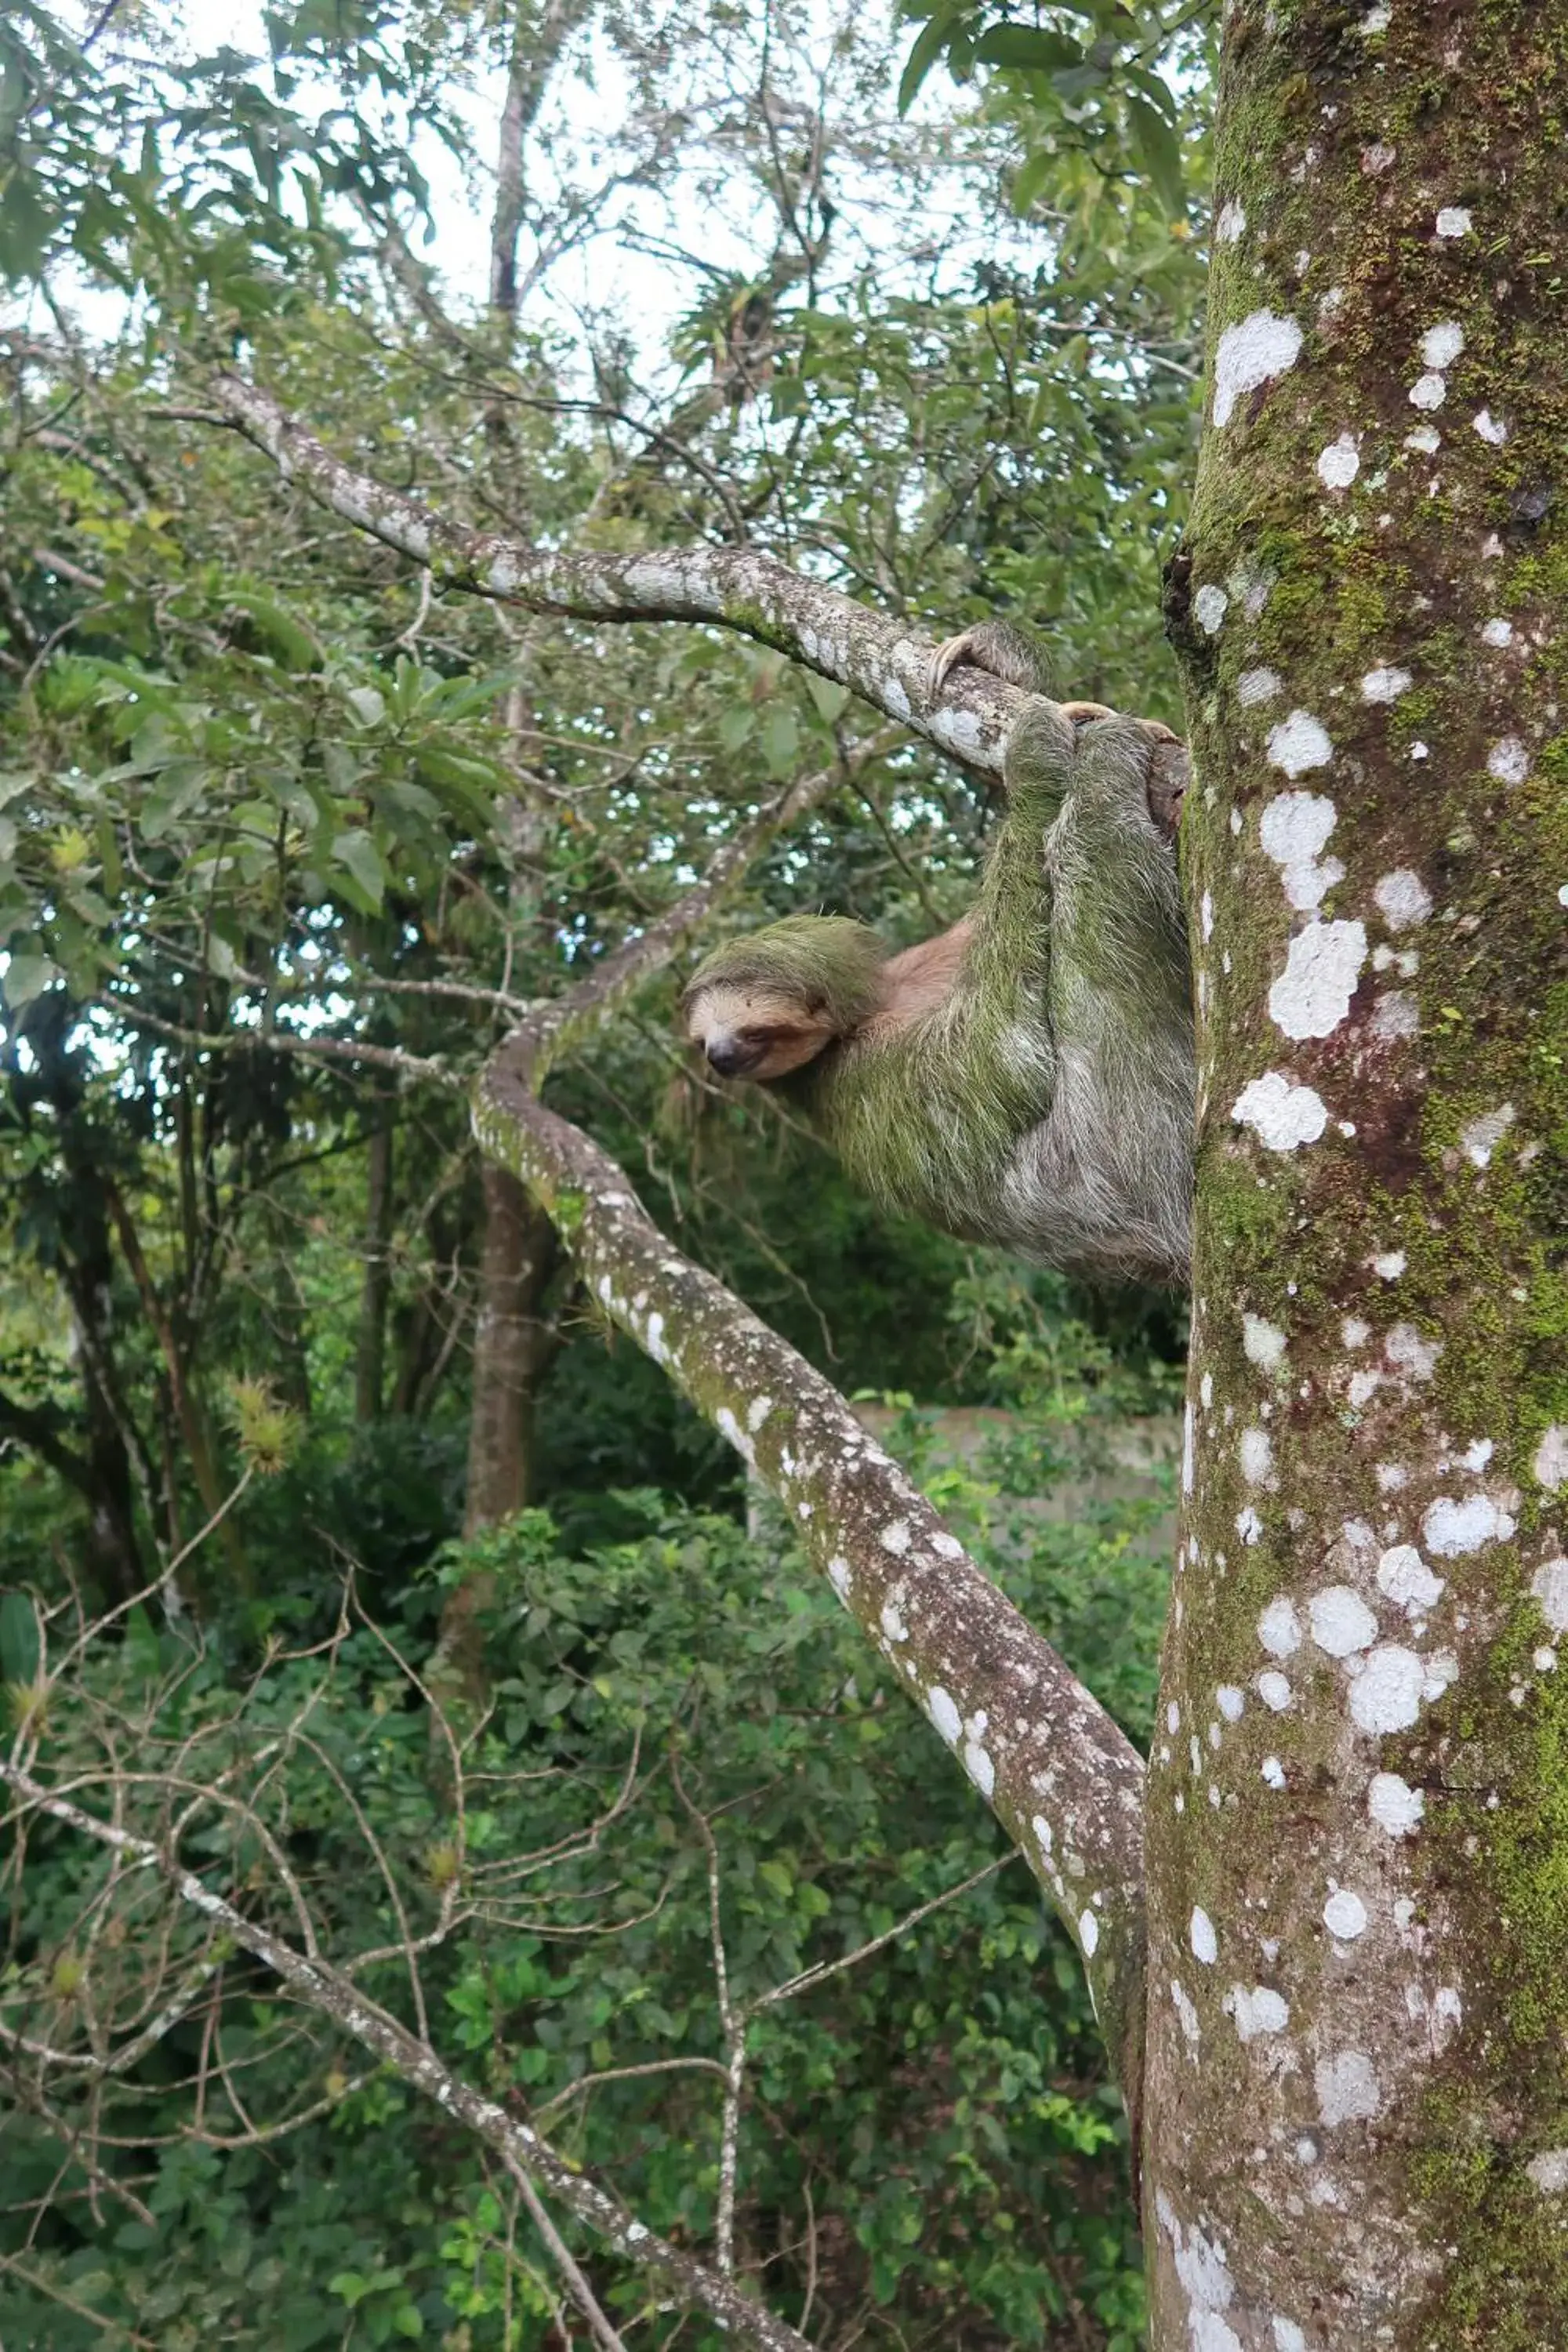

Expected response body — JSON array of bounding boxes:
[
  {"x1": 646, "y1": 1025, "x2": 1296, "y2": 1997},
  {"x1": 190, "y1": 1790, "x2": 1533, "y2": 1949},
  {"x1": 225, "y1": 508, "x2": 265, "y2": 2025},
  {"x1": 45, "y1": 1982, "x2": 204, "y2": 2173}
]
[{"x1": 681, "y1": 915, "x2": 885, "y2": 1083}]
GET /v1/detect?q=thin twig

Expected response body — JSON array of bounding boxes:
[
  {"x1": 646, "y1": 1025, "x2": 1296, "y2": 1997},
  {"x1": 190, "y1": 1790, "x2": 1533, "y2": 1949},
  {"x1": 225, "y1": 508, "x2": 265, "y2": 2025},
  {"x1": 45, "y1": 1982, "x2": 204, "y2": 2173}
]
[
  {"x1": 503, "y1": 2157, "x2": 630, "y2": 2352},
  {"x1": 671, "y1": 1750, "x2": 745, "y2": 2277},
  {"x1": 750, "y1": 1857, "x2": 1010, "y2": 2014}
]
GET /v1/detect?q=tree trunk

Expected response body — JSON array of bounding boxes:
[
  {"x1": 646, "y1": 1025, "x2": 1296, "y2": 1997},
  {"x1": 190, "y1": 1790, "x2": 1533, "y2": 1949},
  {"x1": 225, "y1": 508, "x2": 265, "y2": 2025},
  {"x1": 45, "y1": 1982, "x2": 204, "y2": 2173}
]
[
  {"x1": 355, "y1": 1094, "x2": 394, "y2": 1425},
  {"x1": 462, "y1": 1162, "x2": 557, "y2": 1534},
  {"x1": 489, "y1": 0, "x2": 585, "y2": 320},
  {"x1": 103, "y1": 1178, "x2": 245, "y2": 1585},
  {"x1": 430, "y1": 1167, "x2": 558, "y2": 1715},
  {"x1": 77, "y1": 1363, "x2": 144, "y2": 1606},
  {"x1": 1146, "y1": 9, "x2": 1568, "y2": 2343},
  {"x1": 269, "y1": 1246, "x2": 312, "y2": 1420}
]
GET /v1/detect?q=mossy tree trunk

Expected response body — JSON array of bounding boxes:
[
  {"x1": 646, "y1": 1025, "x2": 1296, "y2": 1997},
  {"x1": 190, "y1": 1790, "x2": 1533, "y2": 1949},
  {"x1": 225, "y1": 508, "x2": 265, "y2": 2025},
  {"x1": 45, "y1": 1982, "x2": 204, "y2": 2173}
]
[
  {"x1": 462, "y1": 1162, "x2": 558, "y2": 1533},
  {"x1": 1148, "y1": 6, "x2": 1568, "y2": 2343}
]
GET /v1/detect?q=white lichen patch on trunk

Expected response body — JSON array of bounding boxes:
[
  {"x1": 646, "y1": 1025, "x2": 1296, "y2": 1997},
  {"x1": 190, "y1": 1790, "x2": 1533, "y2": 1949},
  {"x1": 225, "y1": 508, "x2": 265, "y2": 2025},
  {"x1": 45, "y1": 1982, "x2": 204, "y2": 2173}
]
[
  {"x1": 1232, "y1": 1071, "x2": 1330, "y2": 1150},
  {"x1": 1259, "y1": 791, "x2": 1344, "y2": 911},
  {"x1": 1213, "y1": 310, "x2": 1305, "y2": 427},
  {"x1": 1269, "y1": 920, "x2": 1367, "y2": 1040}
]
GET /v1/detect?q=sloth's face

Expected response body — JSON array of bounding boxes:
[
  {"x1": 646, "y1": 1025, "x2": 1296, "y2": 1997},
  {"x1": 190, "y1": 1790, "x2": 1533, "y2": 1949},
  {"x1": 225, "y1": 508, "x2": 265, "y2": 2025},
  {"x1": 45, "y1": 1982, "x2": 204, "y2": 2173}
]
[{"x1": 682, "y1": 980, "x2": 836, "y2": 1082}]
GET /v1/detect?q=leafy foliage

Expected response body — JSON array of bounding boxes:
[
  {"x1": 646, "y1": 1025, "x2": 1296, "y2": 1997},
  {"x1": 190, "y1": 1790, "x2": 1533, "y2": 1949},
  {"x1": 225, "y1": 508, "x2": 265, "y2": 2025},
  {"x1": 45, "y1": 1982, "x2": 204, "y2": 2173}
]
[
  {"x1": 3, "y1": 1457, "x2": 1164, "y2": 2348},
  {"x1": 0, "y1": 1, "x2": 1206, "y2": 2339}
]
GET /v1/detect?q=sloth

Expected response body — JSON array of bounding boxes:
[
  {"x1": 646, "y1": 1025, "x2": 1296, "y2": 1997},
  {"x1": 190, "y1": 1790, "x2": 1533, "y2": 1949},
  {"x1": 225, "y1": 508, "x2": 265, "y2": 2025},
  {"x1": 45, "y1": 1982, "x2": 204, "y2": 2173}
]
[{"x1": 680, "y1": 622, "x2": 1195, "y2": 1285}]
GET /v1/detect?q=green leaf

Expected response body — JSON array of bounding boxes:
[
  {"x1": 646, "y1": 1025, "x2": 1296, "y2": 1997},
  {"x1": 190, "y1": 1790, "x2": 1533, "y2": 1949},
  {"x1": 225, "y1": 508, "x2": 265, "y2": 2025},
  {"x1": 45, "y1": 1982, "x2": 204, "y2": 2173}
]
[
  {"x1": 897, "y1": 9, "x2": 961, "y2": 114},
  {"x1": 1011, "y1": 150, "x2": 1058, "y2": 216},
  {"x1": 412, "y1": 745, "x2": 505, "y2": 821},
  {"x1": 1127, "y1": 94, "x2": 1185, "y2": 221},
  {"x1": 0, "y1": 167, "x2": 55, "y2": 281},
  {"x1": 140, "y1": 760, "x2": 212, "y2": 841},
  {"x1": 331, "y1": 828, "x2": 386, "y2": 909},
  {"x1": 717, "y1": 704, "x2": 754, "y2": 753},
  {"x1": 1049, "y1": 63, "x2": 1109, "y2": 100},
  {"x1": 321, "y1": 741, "x2": 361, "y2": 793},
  {"x1": 228, "y1": 589, "x2": 321, "y2": 672},
  {"x1": 2, "y1": 951, "x2": 59, "y2": 1008},
  {"x1": 973, "y1": 27, "x2": 1082, "y2": 74},
  {"x1": 0, "y1": 1591, "x2": 40, "y2": 1683},
  {"x1": 804, "y1": 673, "x2": 850, "y2": 725},
  {"x1": 760, "y1": 704, "x2": 799, "y2": 777},
  {"x1": 96, "y1": 816, "x2": 123, "y2": 896}
]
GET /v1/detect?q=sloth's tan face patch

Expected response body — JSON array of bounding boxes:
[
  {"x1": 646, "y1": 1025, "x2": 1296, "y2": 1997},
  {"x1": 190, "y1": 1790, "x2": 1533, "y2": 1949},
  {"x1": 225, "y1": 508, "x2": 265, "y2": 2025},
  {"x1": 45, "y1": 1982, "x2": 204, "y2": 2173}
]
[{"x1": 683, "y1": 981, "x2": 837, "y2": 1081}]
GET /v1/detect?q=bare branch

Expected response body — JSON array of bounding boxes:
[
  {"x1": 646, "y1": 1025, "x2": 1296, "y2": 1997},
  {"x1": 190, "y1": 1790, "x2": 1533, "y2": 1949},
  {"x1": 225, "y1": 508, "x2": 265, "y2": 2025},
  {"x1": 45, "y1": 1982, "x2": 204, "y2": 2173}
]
[
  {"x1": 750, "y1": 1857, "x2": 1009, "y2": 2016},
  {"x1": 504, "y1": 2159, "x2": 630, "y2": 2352},
  {"x1": 125, "y1": 1005, "x2": 459, "y2": 1091},
  {"x1": 535, "y1": 2055, "x2": 731, "y2": 2122},
  {"x1": 0, "y1": 1761, "x2": 815, "y2": 2352},
  {"x1": 671, "y1": 1751, "x2": 745, "y2": 2276}
]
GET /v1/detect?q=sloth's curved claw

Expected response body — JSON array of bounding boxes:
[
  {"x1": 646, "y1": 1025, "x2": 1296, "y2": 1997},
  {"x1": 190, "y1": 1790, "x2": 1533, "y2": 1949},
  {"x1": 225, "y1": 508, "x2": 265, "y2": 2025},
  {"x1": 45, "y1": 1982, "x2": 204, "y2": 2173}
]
[{"x1": 926, "y1": 630, "x2": 980, "y2": 702}]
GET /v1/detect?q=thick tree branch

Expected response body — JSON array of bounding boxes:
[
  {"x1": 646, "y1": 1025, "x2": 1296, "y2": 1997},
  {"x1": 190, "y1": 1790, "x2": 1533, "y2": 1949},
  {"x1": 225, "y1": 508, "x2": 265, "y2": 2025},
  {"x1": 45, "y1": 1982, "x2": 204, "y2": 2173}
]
[
  {"x1": 473, "y1": 1021, "x2": 1148, "y2": 2079},
  {"x1": 207, "y1": 374, "x2": 1029, "y2": 777},
  {"x1": 0, "y1": 1761, "x2": 815, "y2": 2352}
]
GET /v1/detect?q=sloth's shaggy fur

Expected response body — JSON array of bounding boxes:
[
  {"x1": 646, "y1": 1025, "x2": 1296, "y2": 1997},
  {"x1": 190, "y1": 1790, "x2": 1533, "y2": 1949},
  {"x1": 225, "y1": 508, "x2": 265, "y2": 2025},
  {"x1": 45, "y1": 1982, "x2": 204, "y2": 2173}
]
[{"x1": 681, "y1": 627, "x2": 1194, "y2": 1285}]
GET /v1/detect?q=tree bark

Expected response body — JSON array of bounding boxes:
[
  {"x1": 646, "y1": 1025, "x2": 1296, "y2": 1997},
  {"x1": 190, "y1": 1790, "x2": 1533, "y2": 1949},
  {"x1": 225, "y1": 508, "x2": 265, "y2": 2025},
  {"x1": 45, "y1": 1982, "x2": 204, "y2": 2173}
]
[
  {"x1": 489, "y1": 0, "x2": 586, "y2": 319},
  {"x1": 354, "y1": 1093, "x2": 394, "y2": 1425},
  {"x1": 462, "y1": 1162, "x2": 558, "y2": 1530},
  {"x1": 74, "y1": 1369, "x2": 143, "y2": 1607},
  {"x1": 1146, "y1": 9, "x2": 1568, "y2": 2343}
]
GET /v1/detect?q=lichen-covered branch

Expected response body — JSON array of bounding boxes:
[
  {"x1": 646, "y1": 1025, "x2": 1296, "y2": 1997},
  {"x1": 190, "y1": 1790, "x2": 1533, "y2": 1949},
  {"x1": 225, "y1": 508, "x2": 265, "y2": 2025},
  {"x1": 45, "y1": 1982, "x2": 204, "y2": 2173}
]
[
  {"x1": 0, "y1": 1760, "x2": 814, "y2": 2352},
  {"x1": 472, "y1": 1040, "x2": 1147, "y2": 2077},
  {"x1": 208, "y1": 373, "x2": 1029, "y2": 777}
]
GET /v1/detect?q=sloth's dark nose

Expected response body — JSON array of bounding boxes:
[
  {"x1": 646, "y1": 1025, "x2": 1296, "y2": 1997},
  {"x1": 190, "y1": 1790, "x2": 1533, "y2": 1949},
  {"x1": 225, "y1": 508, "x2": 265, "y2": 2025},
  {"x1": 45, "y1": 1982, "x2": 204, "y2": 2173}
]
[{"x1": 706, "y1": 1038, "x2": 757, "y2": 1077}]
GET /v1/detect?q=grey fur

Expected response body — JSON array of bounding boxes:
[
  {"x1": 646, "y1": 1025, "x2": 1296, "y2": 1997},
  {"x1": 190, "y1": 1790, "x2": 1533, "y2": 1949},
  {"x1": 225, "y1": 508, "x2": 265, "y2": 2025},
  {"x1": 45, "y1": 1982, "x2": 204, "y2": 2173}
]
[{"x1": 989, "y1": 712, "x2": 1193, "y2": 1283}]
